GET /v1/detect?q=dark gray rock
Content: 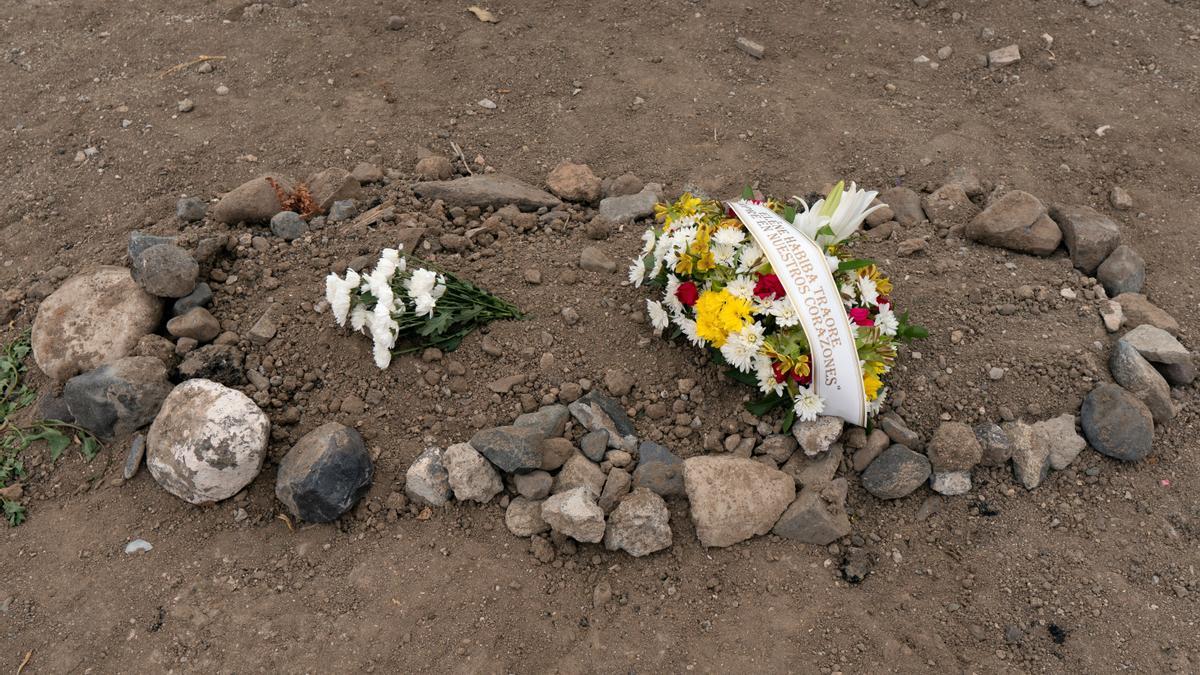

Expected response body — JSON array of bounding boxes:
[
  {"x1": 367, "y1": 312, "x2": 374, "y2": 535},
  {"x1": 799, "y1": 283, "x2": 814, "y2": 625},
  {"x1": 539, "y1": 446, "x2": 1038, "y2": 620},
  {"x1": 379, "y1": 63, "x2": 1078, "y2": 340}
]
[
  {"x1": 275, "y1": 422, "x2": 373, "y2": 522},
  {"x1": 598, "y1": 184, "x2": 662, "y2": 222},
  {"x1": 772, "y1": 478, "x2": 852, "y2": 545},
  {"x1": 1081, "y1": 384, "x2": 1154, "y2": 462},
  {"x1": 780, "y1": 443, "x2": 841, "y2": 487},
  {"x1": 63, "y1": 356, "x2": 173, "y2": 439},
  {"x1": 123, "y1": 433, "x2": 145, "y2": 479},
  {"x1": 37, "y1": 393, "x2": 74, "y2": 424},
  {"x1": 1110, "y1": 340, "x2": 1175, "y2": 424},
  {"x1": 270, "y1": 211, "x2": 308, "y2": 241},
  {"x1": 128, "y1": 230, "x2": 177, "y2": 262},
  {"x1": 328, "y1": 200, "x2": 357, "y2": 223},
  {"x1": 513, "y1": 470, "x2": 553, "y2": 500},
  {"x1": 1048, "y1": 204, "x2": 1121, "y2": 274},
  {"x1": 172, "y1": 282, "x2": 213, "y2": 317},
  {"x1": 568, "y1": 390, "x2": 635, "y2": 448},
  {"x1": 175, "y1": 197, "x2": 208, "y2": 222},
  {"x1": 176, "y1": 344, "x2": 245, "y2": 386},
  {"x1": 861, "y1": 445, "x2": 930, "y2": 499},
  {"x1": 412, "y1": 173, "x2": 561, "y2": 211},
  {"x1": 878, "y1": 412, "x2": 923, "y2": 449},
  {"x1": 580, "y1": 429, "x2": 609, "y2": 462},
  {"x1": 632, "y1": 440, "x2": 685, "y2": 498},
  {"x1": 469, "y1": 425, "x2": 544, "y2": 473},
  {"x1": 513, "y1": 404, "x2": 569, "y2": 438},
  {"x1": 132, "y1": 243, "x2": 199, "y2": 298},
  {"x1": 1096, "y1": 245, "x2": 1145, "y2": 296}
]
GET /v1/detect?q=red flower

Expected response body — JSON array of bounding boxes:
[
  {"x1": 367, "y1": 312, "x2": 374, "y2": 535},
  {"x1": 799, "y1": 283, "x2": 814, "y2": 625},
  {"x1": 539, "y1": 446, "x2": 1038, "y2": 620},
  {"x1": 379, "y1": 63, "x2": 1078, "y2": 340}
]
[
  {"x1": 771, "y1": 361, "x2": 811, "y2": 386},
  {"x1": 676, "y1": 280, "x2": 699, "y2": 306},
  {"x1": 849, "y1": 307, "x2": 875, "y2": 327},
  {"x1": 754, "y1": 274, "x2": 786, "y2": 300},
  {"x1": 876, "y1": 295, "x2": 891, "y2": 306}
]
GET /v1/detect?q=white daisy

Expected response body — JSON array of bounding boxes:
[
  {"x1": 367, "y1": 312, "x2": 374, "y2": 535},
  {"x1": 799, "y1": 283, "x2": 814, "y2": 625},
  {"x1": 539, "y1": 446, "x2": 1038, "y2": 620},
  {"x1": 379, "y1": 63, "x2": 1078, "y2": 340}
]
[
  {"x1": 628, "y1": 257, "x2": 646, "y2": 287},
  {"x1": 640, "y1": 229, "x2": 657, "y2": 256},
  {"x1": 663, "y1": 275, "x2": 684, "y2": 314},
  {"x1": 755, "y1": 355, "x2": 784, "y2": 396},
  {"x1": 875, "y1": 305, "x2": 899, "y2": 336},
  {"x1": 719, "y1": 323, "x2": 765, "y2": 373},
  {"x1": 324, "y1": 269, "x2": 360, "y2": 326},
  {"x1": 793, "y1": 386, "x2": 826, "y2": 422},
  {"x1": 713, "y1": 227, "x2": 746, "y2": 248},
  {"x1": 646, "y1": 300, "x2": 669, "y2": 335},
  {"x1": 711, "y1": 243, "x2": 738, "y2": 267},
  {"x1": 724, "y1": 275, "x2": 757, "y2": 300},
  {"x1": 868, "y1": 388, "x2": 887, "y2": 416},
  {"x1": 676, "y1": 315, "x2": 706, "y2": 348},
  {"x1": 858, "y1": 276, "x2": 879, "y2": 306},
  {"x1": 769, "y1": 298, "x2": 801, "y2": 328},
  {"x1": 737, "y1": 242, "x2": 764, "y2": 273}
]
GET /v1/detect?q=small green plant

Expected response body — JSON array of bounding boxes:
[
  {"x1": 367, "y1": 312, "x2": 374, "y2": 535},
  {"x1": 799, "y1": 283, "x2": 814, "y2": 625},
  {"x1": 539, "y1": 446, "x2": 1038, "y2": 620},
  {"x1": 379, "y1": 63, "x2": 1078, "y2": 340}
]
[{"x1": 1, "y1": 331, "x2": 103, "y2": 526}]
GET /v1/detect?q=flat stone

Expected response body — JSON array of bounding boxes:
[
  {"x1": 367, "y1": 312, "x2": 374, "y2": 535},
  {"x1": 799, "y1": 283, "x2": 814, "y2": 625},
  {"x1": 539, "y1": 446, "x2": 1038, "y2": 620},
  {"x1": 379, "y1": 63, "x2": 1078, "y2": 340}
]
[
  {"x1": 444, "y1": 442, "x2": 503, "y2": 503},
  {"x1": 546, "y1": 161, "x2": 601, "y2": 203},
  {"x1": 682, "y1": 455, "x2": 795, "y2": 548},
  {"x1": 780, "y1": 443, "x2": 842, "y2": 487},
  {"x1": 248, "y1": 310, "x2": 279, "y2": 344},
  {"x1": 553, "y1": 452, "x2": 606, "y2": 496},
  {"x1": 469, "y1": 425, "x2": 544, "y2": 473},
  {"x1": 123, "y1": 433, "x2": 146, "y2": 480},
  {"x1": 879, "y1": 187, "x2": 925, "y2": 227},
  {"x1": 1120, "y1": 324, "x2": 1195, "y2": 385},
  {"x1": 791, "y1": 415, "x2": 843, "y2": 456},
  {"x1": 1006, "y1": 421, "x2": 1050, "y2": 489},
  {"x1": 166, "y1": 307, "x2": 221, "y2": 343},
  {"x1": 1100, "y1": 300, "x2": 1125, "y2": 333},
  {"x1": 579, "y1": 246, "x2": 617, "y2": 273},
  {"x1": 63, "y1": 356, "x2": 172, "y2": 440},
  {"x1": 598, "y1": 184, "x2": 662, "y2": 222},
  {"x1": 1032, "y1": 414, "x2": 1087, "y2": 471},
  {"x1": 270, "y1": 211, "x2": 308, "y2": 241},
  {"x1": 851, "y1": 429, "x2": 891, "y2": 472},
  {"x1": 925, "y1": 422, "x2": 983, "y2": 472},
  {"x1": 504, "y1": 497, "x2": 550, "y2": 537},
  {"x1": 1048, "y1": 204, "x2": 1121, "y2": 273},
  {"x1": 755, "y1": 434, "x2": 798, "y2": 464},
  {"x1": 541, "y1": 487, "x2": 606, "y2": 543},
  {"x1": 945, "y1": 166, "x2": 984, "y2": 197},
  {"x1": 598, "y1": 468, "x2": 632, "y2": 513},
  {"x1": 922, "y1": 183, "x2": 980, "y2": 228},
  {"x1": 1081, "y1": 384, "x2": 1155, "y2": 462},
  {"x1": 307, "y1": 167, "x2": 363, "y2": 213},
  {"x1": 211, "y1": 174, "x2": 292, "y2": 224},
  {"x1": 735, "y1": 36, "x2": 765, "y2": 59},
  {"x1": 604, "y1": 488, "x2": 671, "y2": 556},
  {"x1": 172, "y1": 282, "x2": 213, "y2": 317},
  {"x1": 568, "y1": 390, "x2": 635, "y2": 447},
  {"x1": 177, "y1": 344, "x2": 245, "y2": 386},
  {"x1": 32, "y1": 267, "x2": 163, "y2": 382},
  {"x1": 967, "y1": 191, "x2": 1061, "y2": 256},
  {"x1": 1114, "y1": 294, "x2": 1180, "y2": 335},
  {"x1": 513, "y1": 404, "x2": 569, "y2": 438},
  {"x1": 988, "y1": 44, "x2": 1021, "y2": 67},
  {"x1": 929, "y1": 470, "x2": 972, "y2": 496},
  {"x1": 580, "y1": 429, "x2": 609, "y2": 461},
  {"x1": 413, "y1": 173, "x2": 560, "y2": 211},
  {"x1": 975, "y1": 423, "x2": 1013, "y2": 467},
  {"x1": 351, "y1": 161, "x2": 384, "y2": 184},
  {"x1": 275, "y1": 422, "x2": 373, "y2": 522},
  {"x1": 146, "y1": 379, "x2": 269, "y2": 504},
  {"x1": 861, "y1": 445, "x2": 930, "y2": 499},
  {"x1": 1096, "y1": 245, "x2": 1145, "y2": 296},
  {"x1": 878, "y1": 412, "x2": 922, "y2": 449},
  {"x1": 632, "y1": 441, "x2": 685, "y2": 498},
  {"x1": 772, "y1": 478, "x2": 851, "y2": 545},
  {"x1": 405, "y1": 447, "x2": 452, "y2": 506},
  {"x1": 1110, "y1": 340, "x2": 1175, "y2": 424}
]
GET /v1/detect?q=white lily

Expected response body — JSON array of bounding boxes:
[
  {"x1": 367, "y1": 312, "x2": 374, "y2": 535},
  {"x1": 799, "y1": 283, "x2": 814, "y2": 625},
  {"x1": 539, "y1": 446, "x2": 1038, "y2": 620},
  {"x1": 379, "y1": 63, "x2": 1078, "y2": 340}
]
[{"x1": 790, "y1": 181, "x2": 885, "y2": 247}]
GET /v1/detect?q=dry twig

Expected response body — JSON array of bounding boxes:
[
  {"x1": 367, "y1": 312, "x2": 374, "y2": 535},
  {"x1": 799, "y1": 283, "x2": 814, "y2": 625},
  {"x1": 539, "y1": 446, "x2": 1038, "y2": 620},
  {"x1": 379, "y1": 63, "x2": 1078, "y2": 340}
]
[
  {"x1": 159, "y1": 55, "x2": 227, "y2": 79},
  {"x1": 449, "y1": 141, "x2": 474, "y2": 176},
  {"x1": 17, "y1": 650, "x2": 32, "y2": 675}
]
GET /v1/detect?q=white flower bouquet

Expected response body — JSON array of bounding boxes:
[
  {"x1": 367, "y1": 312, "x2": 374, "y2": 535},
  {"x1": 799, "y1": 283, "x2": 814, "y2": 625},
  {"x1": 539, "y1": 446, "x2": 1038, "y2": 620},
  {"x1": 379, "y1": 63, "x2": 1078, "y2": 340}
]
[{"x1": 325, "y1": 246, "x2": 522, "y2": 368}]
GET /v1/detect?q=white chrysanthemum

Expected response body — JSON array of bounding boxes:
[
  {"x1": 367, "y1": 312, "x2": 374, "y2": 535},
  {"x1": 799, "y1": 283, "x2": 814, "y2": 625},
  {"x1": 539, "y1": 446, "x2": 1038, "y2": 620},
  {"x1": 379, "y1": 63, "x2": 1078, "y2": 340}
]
[
  {"x1": 349, "y1": 305, "x2": 371, "y2": 332},
  {"x1": 671, "y1": 215, "x2": 699, "y2": 231},
  {"x1": 725, "y1": 275, "x2": 756, "y2": 300},
  {"x1": 858, "y1": 276, "x2": 879, "y2": 306},
  {"x1": 868, "y1": 388, "x2": 887, "y2": 416},
  {"x1": 670, "y1": 225, "x2": 698, "y2": 252},
  {"x1": 405, "y1": 268, "x2": 439, "y2": 298},
  {"x1": 413, "y1": 294, "x2": 437, "y2": 318},
  {"x1": 769, "y1": 298, "x2": 801, "y2": 328},
  {"x1": 663, "y1": 275, "x2": 683, "y2": 314},
  {"x1": 675, "y1": 315, "x2": 706, "y2": 348},
  {"x1": 876, "y1": 305, "x2": 899, "y2": 336},
  {"x1": 713, "y1": 227, "x2": 745, "y2": 247},
  {"x1": 381, "y1": 247, "x2": 401, "y2": 266},
  {"x1": 646, "y1": 300, "x2": 669, "y2": 335},
  {"x1": 712, "y1": 243, "x2": 738, "y2": 267},
  {"x1": 375, "y1": 256, "x2": 398, "y2": 284},
  {"x1": 737, "y1": 242, "x2": 764, "y2": 273},
  {"x1": 640, "y1": 229, "x2": 657, "y2": 256},
  {"x1": 369, "y1": 303, "x2": 399, "y2": 369},
  {"x1": 324, "y1": 269, "x2": 360, "y2": 326},
  {"x1": 793, "y1": 386, "x2": 826, "y2": 422},
  {"x1": 755, "y1": 355, "x2": 784, "y2": 396},
  {"x1": 628, "y1": 257, "x2": 646, "y2": 287},
  {"x1": 825, "y1": 253, "x2": 841, "y2": 272},
  {"x1": 719, "y1": 323, "x2": 765, "y2": 373}
]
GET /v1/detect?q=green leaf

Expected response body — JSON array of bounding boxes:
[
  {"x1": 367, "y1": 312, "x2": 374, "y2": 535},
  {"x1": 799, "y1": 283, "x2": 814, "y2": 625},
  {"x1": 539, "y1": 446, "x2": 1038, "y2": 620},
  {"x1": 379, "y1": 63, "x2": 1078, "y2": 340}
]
[
  {"x1": 783, "y1": 205, "x2": 797, "y2": 223},
  {"x1": 3, "y1": 499, "x2": 25, "y2": 527},
  {"x1": 741, "y1": 185, "x2": 754, "y2": 200},
  {"x1": 815, "y1": 224, "x2": 836, "y2": 238},
  {"x1": 780, "y1": 407, "x2": 797, "y2": 434},
  {"x1": 835, "y1": 258, "x2": 875, "y2": 273},
  {"x1": 745, "y1": 394, "x2": 784, "y2": 417},
  {"x1": 80, "y1": 436, "x2": 100, "y2": 461},
  {"x1": 45, "y1": 430, "x2": 71, "y2": 461},
  {"x1": 725, "y1": 367, "x2": 757, "y2": 386}
]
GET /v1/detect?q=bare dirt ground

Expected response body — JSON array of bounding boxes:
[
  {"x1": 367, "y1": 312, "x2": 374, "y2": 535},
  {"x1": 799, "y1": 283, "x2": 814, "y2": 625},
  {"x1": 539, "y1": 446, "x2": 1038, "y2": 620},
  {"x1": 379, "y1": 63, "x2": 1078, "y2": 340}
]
[{"x1": 2, "y1": 0, "x2": 1199, "y2": 672}]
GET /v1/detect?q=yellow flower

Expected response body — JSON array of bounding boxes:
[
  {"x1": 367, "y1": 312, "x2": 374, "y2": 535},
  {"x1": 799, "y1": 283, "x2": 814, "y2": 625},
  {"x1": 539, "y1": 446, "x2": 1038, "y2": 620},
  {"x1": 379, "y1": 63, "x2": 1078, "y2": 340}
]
[
  {"x1": 655, "y1": 192, "x2": 706, "y2": 227},
  {"x1": 695, "y1": 249, "x2": 716, "y2": 272},
  {"x1": 694, "y1": 290, "x2": 752, "y2": 347},
  {"x1": 674, "y1": 254, "x2": 695, "y2": 275},
  {"x1": 863, "y1": 372, "x2": 883, "y2": 400},
  {"x1": 860, "y1": 265, "x2": 893, "y2": 296}
]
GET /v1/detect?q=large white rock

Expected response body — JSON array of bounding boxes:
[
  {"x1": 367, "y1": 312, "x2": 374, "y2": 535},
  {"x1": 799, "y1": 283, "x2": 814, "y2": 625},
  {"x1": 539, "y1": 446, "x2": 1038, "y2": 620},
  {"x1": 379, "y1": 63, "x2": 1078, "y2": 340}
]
[
  {"x1": 32, "y1": 266, "x2": 162, "y2": 382},
  {"x1": 443, "y1": 442, "x2": 502, "y2": 503},
  {"x1": 683, "y1": 455, "x2": 795, "y2": 548},
  {"x1": 146, "y1": 379, "x2": 270, "y2": 504},
  {"x1": 540, "y1": 487, "x2": 605, "y2": 543}
]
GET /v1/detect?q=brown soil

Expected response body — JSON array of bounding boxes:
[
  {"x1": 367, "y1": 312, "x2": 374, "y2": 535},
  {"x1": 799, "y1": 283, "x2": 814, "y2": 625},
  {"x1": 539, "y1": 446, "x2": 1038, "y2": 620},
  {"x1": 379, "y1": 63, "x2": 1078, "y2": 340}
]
[{"x1": 2, "y1": 1, "x2": 1199, "y2": 672}]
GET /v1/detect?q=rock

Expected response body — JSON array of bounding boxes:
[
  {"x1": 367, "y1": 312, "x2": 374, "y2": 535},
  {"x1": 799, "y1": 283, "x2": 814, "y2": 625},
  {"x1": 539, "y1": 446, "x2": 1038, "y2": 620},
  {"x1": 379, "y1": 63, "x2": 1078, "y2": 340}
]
[
  {"x1": 514, "y1": 470, "x2": 553, "y2": 500},
  {"x1": 546, "y1": 162, "x2": 601, "y2": 202},
  {"x1": 861, "y1": 445, "x2": 930, "y2": 499},
  {"x1": 123, "y1": 433, "x2": 146, "y2": 479},
  {"x1": 988, "y1": 44, "x2": 1021, "y2": 67},
  {"x1": 166, "y1": 307, "x2": 220, "y2": 343},
  {"x1": 1048, "y1": 204, "x2": 1121, "y2": 274},
  {"x1": 922, "y1": 183, "x2": 980, "y2": 228},
  {"x1": 275, "y1": 422, "x2": 372, "y2": 522},
  {"x1": 530, "y1": 535, "x2": 555, "y2": 563},
  {"x1": 878, "y1": 412, "x2": 922, "y2": 449},
  {"x1": 307, "y1": 167, "x2": 363, "y2": 213},
  {"x1": 1109, "y1": 186, "x2": 1134, "y2": 211},
  {"x1": 1033, "y1": 414, "x2": 1087, "y2": 471},
  {"x1": 780, "y1": 443, "x2": 841, "y2": 487},
  {"x1": 607, "y1": 173, "x2": 643, "y2": 197},
  {"x1": 580, "y1": 430, "x2": 609, "y2": 462},
  {"x1": 177, "y1": 344, "x2": 244, "y2": 386},
  {"x1": 735, "y1": 36, "x2": 766, "y2": 59},
  {"x1": 146, "y1": 379, "x2": 269, "y2": 504},
  {"x1": 975, "y1": 423, "x2": 1014, "y2": 467},
  {"x1": 568, "y1": 390, "x2": 635, "y2": 446},
  {"x1": 248, "y1": 310, "x2": 278, "y2": 345},
  {"x1": 328, "y1": 200, "x2": 357, "y2": 222},
  {"x1": 63, "y1": 356, "x2": 172, "y2": 439},
  {"x1": 1113, "y1": 294, "x2": 1179, "y2": 335},
  {"x1": 879, "y1": 187, "x2": 925, "y2": 227},
  {"x1": 442, "y1": 442, "x2": 503, "y2": 503},
  {"x1": 966, "y1": 191, "x2": 1061, "y2": 256},
  {"x1": 632, "y1": 441, "x2": 685, "y2": 498},
  {"x1": 131, "y1": 244, "x2": 199, "y2": 299},
  {"x1": 32, "y1": 267, "x2": 163, "y2": 382},
  {"x1": 791, "y1": 415, "x2": 843, "y2": 456},
  {"x1": 177, "y1": 98, "x2": 194, "y2": 113},
  {"x1": 351, "y1": 161, "x2": 384, "y2": 184},
  {"x1": 772, "y1": 478, "x2": 851, "y2": 545},
  {"x1": 386, "y1": 14, "x2": 405, "y2": 30},
  {"x1": 540, "y1": 487, "x2": 606, "y2": 543},
  {"x1": 405, "y1": 447, "x2": 452, "y2": 506},
  {"x1": 505, "y1": 497, "x2": 550, "y2": 537},
  {"x1": 1100, "y1": 300, "x2": 1125, "y2": 333},
  {"x1": 539, "y1": 437, "x2": 575, "y2": 472},
  {"x1": 579, "y1": 246, "x2": 617, "y2": 273},
  {"x1": 683, "y1": 456, "x2": 794, "y2": 547},
  {"x1": 553, "y1": 453, "x2": 606, "y2": 496},
  {"x1": 598, "y1": 468, "x2": 632, "y2": 513},
  {"x1": 1005, "y1": 421, "x2": 1050, "y2": 489},
  {"x1": 598, "y1": 184, "x2": 662, "y2": 222},
  {"x1": 896, "y1": 238, "x2": 926, "y2": 256},
  {"x1": 414, "y1": 155, "x2": 453, "y2": 181},
  {"x1": 1096, "y1": 245, "x2": 1145, "y2": 296},
  {"x1": 469, "y1": 426, "x2": 544, "y2": 473},
  {"x1": 211, "y1": 174, "x2": 292, "y2": 224},
  {"x1": 176, "y1": 197, "x2": 207, "y2": 222},
  {"x1": 925, "y1": 422, "x2": 983, "y2": 472},
  {"x1": 133, "y1": 334, "x2": 177, "y2": 366},
  {"x1": 604, "y1": 369, "x2": 635, "y2": 397},
  {"x1": 1110, "y1": 340, "x2": 1175, "y2": 424},
  {"x1": 929, "y1": 471, "x2": 972, "y2": 496},
  {"x1": 270, "y1": 211, "x2": 308, "y2": 241},
  {"x1": 852, "y1": 429, "x2": 891, "y2": 472},
  {"x1": 412, "y1": 174, "x2": 560, "y2": 211},
  {"x1": 756, "y1": 434, "x2": 798, "y2": 465},
  {"x1": 172, "y1": 282, "x2": 213, "y2": 316},
  {"x1": 513, "y1": 404, "x2": 569, "y2": 438},
  {"x1": 945, "y1": 166, "x2": 984, "y2": 197},
  {"x1": 1080, "y1": 384, "x2": 1155, "y2": 462},
  {"x1": 1120, "y1": 324, "x2": 1195, "y2": 385},
  {"x1": 604, "y1": 488, "x2": 671, "y2": 556}
]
